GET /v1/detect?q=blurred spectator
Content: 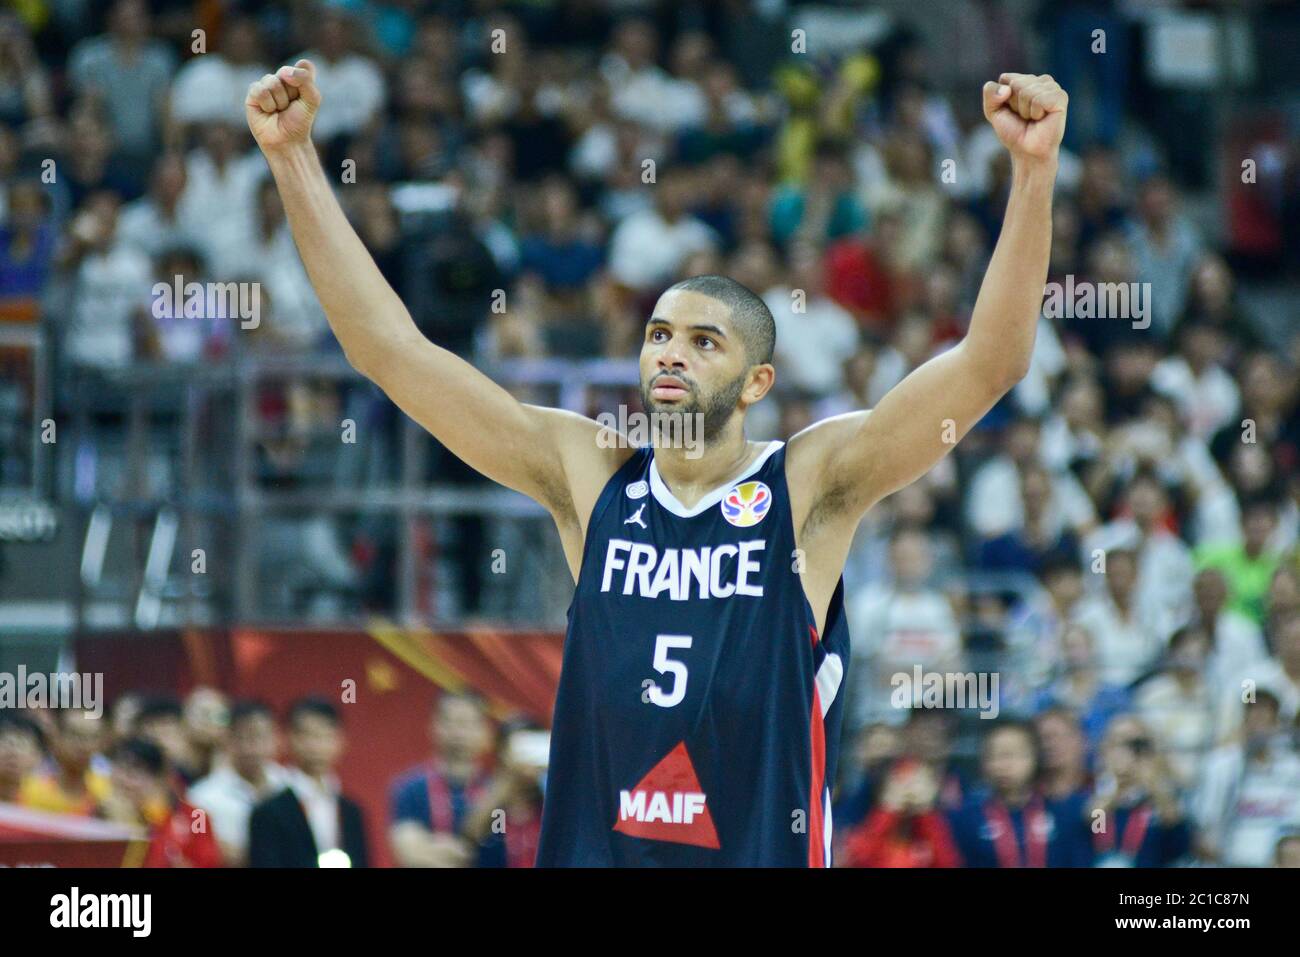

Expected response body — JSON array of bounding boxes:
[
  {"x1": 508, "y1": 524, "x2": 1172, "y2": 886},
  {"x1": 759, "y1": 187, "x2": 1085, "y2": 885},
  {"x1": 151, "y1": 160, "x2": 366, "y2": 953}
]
[
  {"x1": 1134, "y1": 625, "x2": 1218, "y2": 787},
  {"x1": 0, "y1": 180, "x2": 56, "y2": 308},
  {"x1": 846, "y1": 527, "x2": 964, "y2": 730},
  {"x1": 67, "y1": 0, "x2": 175, "y2": 167},
  {"x1": 100, "y1": 737, "x2": 223, "y2": 868},
  {"x1": 293, "y1": 8, "x2": 386, "y2": 146},
  {"x1": 19, "y1": 708, "x2": 111, "y2": 815},
  {"x1": 764, "y1": 243, "x2": 860, "y2": 398},
  {"x1": 839, "y1": 758, "x2": 960, "y2": 868},
  {"x1": 116, "y1": 153, "x2": 197, "y2": 258},
  {"x1": 1194, "y1": 691, "x2": 1300, "y2": 867},
  {"x1": 1195, "y1": 492, "x2": 1286, "y2": 629},
  {"x1": 133, "y1": 695, "x2": 202, "y2": 787},
  {"x1": 189, "y1": 700, "x2": 288, "y2": 867},
  {"x1": 462, "y1": 721, "x2": 545, "y2": 868},
  {"x1": 0, "y1": 711, "x2": 45, "y2": 804},
  {"x1": 389, "y1": 691, "x2": 493, "y2": 868},
  {"x1": 768, "y1": 143, "x2": 867, "y2": 251},
  {"x1": 1033, "y1": 623, "x2": 1132, "y2": 748},
  {"x1": 169, "y1": 15, "x2": 268, "y2": 132},
  {"x1": 1126, "y1": 174, "x2": 1203, "y2": 339},
  {"x1": 249, "y1": 697, "x2": 369, "y2": 868},
  {"x1": 946, "y1": 721, "x2": 1088, "y2": 867},
  {"x1": 1034, "y1": 706, "x2": 1091, "y2": 804},
  {"x1": 57, "y1": 189, "x2": 152, "y2": 369},
  {"x1": 1087, "y1": 714, "x2": 1191, "y2": 867},
  {"x1": 1070, "y1": 547, "x2": 1163, "y2": 687},
  {"x1": 606, "y1": 165, "x2": 716, "y2": 294}
]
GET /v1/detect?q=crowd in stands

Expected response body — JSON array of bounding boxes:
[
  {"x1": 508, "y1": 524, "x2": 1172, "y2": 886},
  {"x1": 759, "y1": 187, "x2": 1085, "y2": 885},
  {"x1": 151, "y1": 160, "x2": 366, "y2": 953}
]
[
  {"x1": 0, "y1": 689, "x2": 546, "y2": 867},
  {"x1": 3, "y1": 0, "x2": 1300, "y2": 865}
]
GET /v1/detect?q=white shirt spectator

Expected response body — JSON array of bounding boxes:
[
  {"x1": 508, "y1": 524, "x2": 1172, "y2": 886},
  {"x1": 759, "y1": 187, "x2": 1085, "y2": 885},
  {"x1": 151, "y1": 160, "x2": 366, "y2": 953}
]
[
  {"x1": 1071, "y1": 592, "x2": 1165, "y2": 687},
  {"x1": 1151, "y1": 354, "x2": 1240, "y2": 442},
  {"x1": 606, "y1": 208, "x2": 716, "y2": 292},
  {"x1": 1134, "y1": 675, "x2": 1217, "y2": 786},
  {"x1": 170, "y1": 54, "x2": 268, "y2": 128},
  {"x1": 965, "y1": 456, "x2": 1096, "y2": 540},
  {"x1": 847, "y1": 584, "x2": 963, "y2": 728},
  {"x1": 177, "y1": 147, "x2": 267, "y2": 270},
  {"x1": 189, "y1": 760, "x2": 290, "y2": 861},
  {"x1": 212, "y1": 221, "x2": 327, "y2": 350},
  {"x1": 601, "y1": 56, "x2": 702, "y2": 134},
  {"x1": 293, "y1": 50, "x2": 385, "y2": 142},
  {"x1": 1204, "y1": 609, "x2": 1269, "y2": 707},
  {"x1": 1194, "y1": 742, "x2": 1300, "y2": 867},
  {"x1": 67, "y1": 241, "x2": 152, "y2": 369},
  {"x1": 763, "y1": 286, "x2": 860, "y2": 396},
  {"x1": 1214, "y1": 660, "x2": 1300, "y2": 745},
  {"x1": 1082, "y1": 521, "x2": 1194, "y2": 642},
  {"x1": 117, "y1": 194, "x2": 205, "y2": 260}
]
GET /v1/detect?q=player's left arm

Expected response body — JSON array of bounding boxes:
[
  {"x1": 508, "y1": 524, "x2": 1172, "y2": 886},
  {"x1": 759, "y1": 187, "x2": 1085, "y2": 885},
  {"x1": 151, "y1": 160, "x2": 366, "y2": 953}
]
[{"x1": 788, "y1": 74, "x2": 1067, "y2": 533}]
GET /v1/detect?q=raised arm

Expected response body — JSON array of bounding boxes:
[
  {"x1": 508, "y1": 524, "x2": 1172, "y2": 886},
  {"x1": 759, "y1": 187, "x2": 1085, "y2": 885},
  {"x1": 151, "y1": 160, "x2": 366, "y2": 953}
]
[
  {"x1": 244, "y1": 62, "x2": 627, "y2": 535},
  {"x1": 789, "y1": 73, "x2": 1067, "y2": 530}
]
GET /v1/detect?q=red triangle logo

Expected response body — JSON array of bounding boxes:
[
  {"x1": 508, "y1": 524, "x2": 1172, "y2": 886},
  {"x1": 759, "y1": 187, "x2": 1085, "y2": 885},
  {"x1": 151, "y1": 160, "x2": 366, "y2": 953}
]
[{"x1": 612, "y1": 741, "x2": 720, "y2": 850}]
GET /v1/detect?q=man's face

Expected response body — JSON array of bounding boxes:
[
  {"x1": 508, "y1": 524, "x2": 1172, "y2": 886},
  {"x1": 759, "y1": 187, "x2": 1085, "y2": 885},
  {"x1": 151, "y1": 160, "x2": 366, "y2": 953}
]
[
  {"x1": 1105, "y1": 553, "x2": 1138, "y2": 601},
  {"x1": 229, "y1": 713, "x2": 277, "y2": 770},
  {"x1": 289, "y1": 713, "x2": 343, "y2": 775},
  {"x1": 640, "y1": 290, "x2": 766, "y2": 443},
  {"x1": 185, "y1": 690, "x2": 230, "y2": 749},
  {"x1": 434, "y1": 697, "x2": 491, "y2": 763},
  {"x1": 1036, "y1": 714, "x2": 1083, "y2": 772},
  {"x1": 1194, "y1": 569, "x2": 1227, "y2": 616},
  {"x1": 1276, "y1": 838, "x2": 1300, "y2": 868},
  {"x1": 0, "y1": 728, "x2": 41, "y2": 781},
  {"x1": 1102, "y1": 721, "x2": 1145, "y2": 781},
  {"x1": 983, "y1": 729, "x2": 1035, "y2": 793},
  {"x1": 111, "y1": 758, "x2": 161, "y2": 806},
  {"x1": 137, "y1": 715, "x2": 187, "y2": 763},
  {"x1": 55, "y1": 711, "x2": 103, "y2": 771}
]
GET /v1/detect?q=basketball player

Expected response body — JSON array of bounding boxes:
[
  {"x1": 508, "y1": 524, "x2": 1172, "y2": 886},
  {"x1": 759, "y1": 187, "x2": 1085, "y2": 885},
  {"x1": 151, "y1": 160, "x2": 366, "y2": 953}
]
[{"x1": 245, "y1": 62, "x2": 1066, "y2": 866}]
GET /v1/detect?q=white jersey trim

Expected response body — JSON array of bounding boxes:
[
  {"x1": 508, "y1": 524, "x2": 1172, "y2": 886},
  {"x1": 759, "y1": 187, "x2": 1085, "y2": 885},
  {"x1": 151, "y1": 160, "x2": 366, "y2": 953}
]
[{"x1": 647, "y1": 440, "x2": 784, "y2": 518}]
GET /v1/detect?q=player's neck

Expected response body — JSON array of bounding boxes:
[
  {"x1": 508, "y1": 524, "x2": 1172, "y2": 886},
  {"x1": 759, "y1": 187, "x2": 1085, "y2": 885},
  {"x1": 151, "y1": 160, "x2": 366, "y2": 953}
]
[{"x1": 652, "y1": 431, "x2": 760, "y2": 510}]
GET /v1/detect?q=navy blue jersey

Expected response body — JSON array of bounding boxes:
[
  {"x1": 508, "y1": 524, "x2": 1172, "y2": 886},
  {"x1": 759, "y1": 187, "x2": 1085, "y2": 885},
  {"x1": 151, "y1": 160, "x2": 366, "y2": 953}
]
[{"x1": 536, "y1": 440, "x2": 851, "y2": 866}]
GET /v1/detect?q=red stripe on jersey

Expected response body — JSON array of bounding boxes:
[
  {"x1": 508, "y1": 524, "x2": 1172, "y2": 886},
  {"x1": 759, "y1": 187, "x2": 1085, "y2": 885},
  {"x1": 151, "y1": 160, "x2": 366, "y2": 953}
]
[
  {"x1": 808, "y1": 683, "x2": 827, "y2": 867},
  {"x1": 808, "y1": 620, "x2": 826, "y2": 867}
]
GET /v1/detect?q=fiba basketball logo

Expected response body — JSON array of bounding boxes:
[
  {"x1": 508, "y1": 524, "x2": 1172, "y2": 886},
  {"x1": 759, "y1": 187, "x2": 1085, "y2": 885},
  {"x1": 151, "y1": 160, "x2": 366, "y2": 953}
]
[{"x1": 720, "y1": 481, "x2": 771, "y2": 528}]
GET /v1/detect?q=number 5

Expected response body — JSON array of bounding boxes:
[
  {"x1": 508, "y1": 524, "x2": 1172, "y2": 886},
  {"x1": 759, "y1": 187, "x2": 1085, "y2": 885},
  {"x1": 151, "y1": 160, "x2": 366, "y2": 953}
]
[{"x1": 648, "y1": 634, "x2": 692, "y2": 708}]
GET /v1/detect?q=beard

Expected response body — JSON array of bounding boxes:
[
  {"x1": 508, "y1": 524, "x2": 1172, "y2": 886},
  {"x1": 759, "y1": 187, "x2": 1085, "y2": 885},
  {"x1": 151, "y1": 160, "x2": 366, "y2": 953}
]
[{"x1": 641, "y1": 369, "x2": 747, "y2": 445}]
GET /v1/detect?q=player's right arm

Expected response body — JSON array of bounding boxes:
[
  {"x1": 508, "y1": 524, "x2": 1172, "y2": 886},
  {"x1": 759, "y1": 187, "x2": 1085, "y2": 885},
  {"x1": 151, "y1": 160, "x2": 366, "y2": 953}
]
[{"x1": 244, "y1": 62, "x2": 628, "y2": 551}]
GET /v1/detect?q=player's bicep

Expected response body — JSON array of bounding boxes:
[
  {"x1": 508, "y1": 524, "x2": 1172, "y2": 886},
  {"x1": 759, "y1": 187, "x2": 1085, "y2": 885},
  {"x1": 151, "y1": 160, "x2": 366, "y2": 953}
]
[{"x1": 365, "y1": 333, "x2": 571, "y2": 507}]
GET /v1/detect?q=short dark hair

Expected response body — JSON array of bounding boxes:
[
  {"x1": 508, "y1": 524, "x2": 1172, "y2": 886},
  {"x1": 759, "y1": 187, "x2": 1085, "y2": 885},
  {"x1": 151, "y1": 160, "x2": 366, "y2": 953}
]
[
  {"x1": 982, "y1": 718, "x2": 1041, "y2": 763},
  {"x1": 0, "y1": 711, "x2": 46, "y2": 751},
  {"x1": 667, "y1": 274, "x2": 776, "y2": 366},
  {"x1": 229, "y1": 700, "x2": 274, "y2": 730},
  {"x1": 113, "y1": 736, "x2": 167, "y2": 777},
  {"x1": 435, "y1": 689, "x2": 488, "y2": 717},
  {"x1": 287, "y1": 696, "x2": 341, "y2": 730},
  {"x1": 135, "y1": 695, "x2": 183, "y2": 725}
]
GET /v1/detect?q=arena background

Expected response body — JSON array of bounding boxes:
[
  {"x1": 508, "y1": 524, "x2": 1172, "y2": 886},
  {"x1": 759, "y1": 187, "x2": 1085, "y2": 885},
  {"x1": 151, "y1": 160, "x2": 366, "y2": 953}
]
[{"x1": 1, "y1": 0, "x2": 1300, "y2": 869}]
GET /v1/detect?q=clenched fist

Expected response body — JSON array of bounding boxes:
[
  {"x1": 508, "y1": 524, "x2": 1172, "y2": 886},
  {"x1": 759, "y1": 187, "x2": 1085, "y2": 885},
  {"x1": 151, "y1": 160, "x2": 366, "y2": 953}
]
[
  {"x1": 246, "y1": 59, "x2": 322, "y2": 154},
  {"x1": 983, "y1": 73, "x2": 1067, "y2": 165}
]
